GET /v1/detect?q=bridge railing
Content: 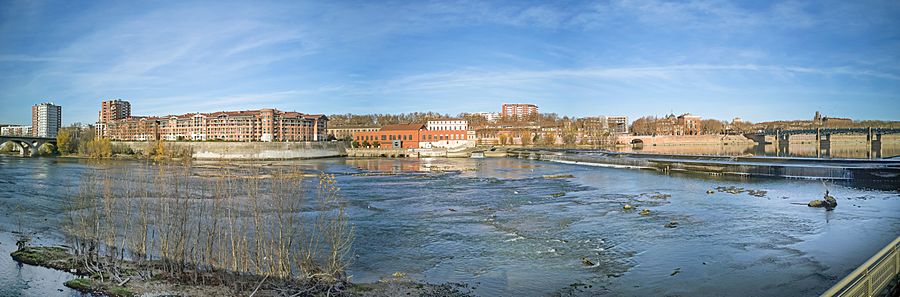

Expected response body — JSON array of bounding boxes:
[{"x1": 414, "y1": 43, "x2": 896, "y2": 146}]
[{"x1": 821, "y1": 235, "x2": 900, "y2": 297}]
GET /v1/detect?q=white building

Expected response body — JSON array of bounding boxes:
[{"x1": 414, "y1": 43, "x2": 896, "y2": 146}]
[
  {"x1": 1, "y1": 125, "x2": 32, "y2": 136},
  {"x1": 471, "y1": 112, "x2": 500, "y2": 122},
  {"x1": 31, "y1": 102, "x2": 62, "y2": 138},
  {"x1": 426, "y1": 119, "x2": 468, "y2": 131}
]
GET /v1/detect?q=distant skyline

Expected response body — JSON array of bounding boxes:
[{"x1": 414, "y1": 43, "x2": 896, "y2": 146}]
[{"x1": 1, "y1": 0, "x2": 899, "y2": 125}]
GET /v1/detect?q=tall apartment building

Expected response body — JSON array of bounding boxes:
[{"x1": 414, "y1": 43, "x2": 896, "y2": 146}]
[
  {"x1": 97, "y1": 99, "x2": 132, "y2": 137},
  {"x1": 501, "y1": 103, "x2": 538, "y2": 118},
  {"x1": 31, "y1": 102, "x2": 62, "y2": 137},
  {"x1": 105, "y1": 108, "x2": 328, "y2": 142},
  {"x1": 99, "y1": 99, "x2": 131, "y2": 123}
]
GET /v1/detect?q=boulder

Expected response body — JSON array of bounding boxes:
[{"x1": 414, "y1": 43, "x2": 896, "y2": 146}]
[
  {"x1": 809, "y1": 196, "x2": 837, "y2": 209},
  {"x1": 623, "y1": 204, "x2": 634, "y2": 210},
  {"x1": 640, "y1": 209, "x2": 651, "y2": 216},
  {"x1": 824, "y1": 195, "x2": 837, "y2": 210}
]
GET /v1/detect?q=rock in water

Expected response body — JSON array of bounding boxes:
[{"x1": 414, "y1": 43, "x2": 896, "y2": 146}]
[
  {"x1": 824, "y1": 195, "x2": 837, "y2": 210},
  {"x1": 706, "y1": 189, "x2": 715, "y2": 194},
  {"x1": 809, "y1": 196, "x2": 837, "y2": 209},
  {"x1": 582, "y1": 257, "x2": 595, "y2": 266},
  {"x1": 640, "y1": 209, "x2": 651, "y2": 216},
  {"x1": 664, "y1": 221, "x2": 678, "y2": 228},
  {"x1": 623, "y1": 204, "x2": 634, "y2": 210},
  {"x1": 670, "y1": 268, "x2": 681, "y2": 276}
]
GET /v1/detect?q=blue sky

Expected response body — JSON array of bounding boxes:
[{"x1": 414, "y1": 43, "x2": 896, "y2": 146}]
[{"x1": 1, "y1": 0, "x2": 899, "y2": 125}]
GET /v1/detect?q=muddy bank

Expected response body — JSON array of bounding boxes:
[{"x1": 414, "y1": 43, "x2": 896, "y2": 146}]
[{"x1": 10, "y1": 244, "x2": 472, "y2": 297}]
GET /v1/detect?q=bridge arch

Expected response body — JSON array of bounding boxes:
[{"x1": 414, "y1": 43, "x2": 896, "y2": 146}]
[
  {"x1": 0, "y1": 136, "x2": 57, "y2": 157},
  {"x1": 630, "y1": 138, "x2": 644, "y2": 149}
]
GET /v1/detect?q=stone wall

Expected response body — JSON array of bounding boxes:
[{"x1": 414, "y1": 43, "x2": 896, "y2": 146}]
[
  {"x1": 617, "y1": 135, "x2": 756, "y2": 146},
  {"x1": 115, "y1": 141, "x2": 347, "y2": 160}
]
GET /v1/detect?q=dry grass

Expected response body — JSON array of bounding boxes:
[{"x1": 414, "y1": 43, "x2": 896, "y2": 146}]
[{"x1": 64, "y1": 161, "x2": 354, "y2": 295}]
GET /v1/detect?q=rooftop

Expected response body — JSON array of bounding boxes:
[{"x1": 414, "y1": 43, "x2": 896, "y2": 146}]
[{"x1": 380, "y1": 123, "x2": 426, "y2": 131}]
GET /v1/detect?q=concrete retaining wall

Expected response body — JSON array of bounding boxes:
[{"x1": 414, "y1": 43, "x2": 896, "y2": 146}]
[
  {"x1": 116, "y1": 141, "x2": 347, "y2": 160},
  {"x1": 346, "y1": 148, "x2": 417, "y2": 158}
]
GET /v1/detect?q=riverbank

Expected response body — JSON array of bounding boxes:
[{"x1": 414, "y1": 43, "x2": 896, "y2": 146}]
[
  {"x1": 114, "y1": 141, "x2": 348, "y2": 160},
  {"x1": 8, "y1": 243, "x2": 472, "y2": 297}
]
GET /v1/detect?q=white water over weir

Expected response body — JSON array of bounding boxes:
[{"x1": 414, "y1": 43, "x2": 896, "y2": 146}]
[{"x1": 508, "y1": 149, "x2": 900, "y2": 190}]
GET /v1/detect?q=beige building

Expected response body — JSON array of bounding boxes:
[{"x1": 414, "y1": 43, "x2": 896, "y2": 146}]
[{"x1": 328, "y1": 126, "x2": 380, "y2": 140}]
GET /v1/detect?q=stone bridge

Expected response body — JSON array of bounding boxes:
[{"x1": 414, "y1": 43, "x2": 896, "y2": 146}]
[
  {"x1": 0, "y1": 136, "x2": 57, "y2": 157},
  {"x1": 744, "y1": 127, "x2": 900, "y2": 158}
]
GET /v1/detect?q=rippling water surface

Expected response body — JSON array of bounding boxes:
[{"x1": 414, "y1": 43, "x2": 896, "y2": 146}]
[{"x1": 1, "y1": 155, "x2": 898, "y2": 296}]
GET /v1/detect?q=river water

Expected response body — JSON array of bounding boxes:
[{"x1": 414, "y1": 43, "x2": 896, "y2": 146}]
[{"x1": 1, "y1": 155, "x2": 898, "y2": 296}]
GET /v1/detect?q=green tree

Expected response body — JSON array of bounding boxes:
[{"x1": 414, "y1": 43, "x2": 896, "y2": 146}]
[
  {"x1": 0, "y1": 142, "x2": 13, "y2": 153},
  {"x1": 37, "y1": 143, "x2": 56, "y2": 156}
]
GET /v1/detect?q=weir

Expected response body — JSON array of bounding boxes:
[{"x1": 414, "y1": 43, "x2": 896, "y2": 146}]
[{"x1": 507, "y1": 149, "x2": 900, "y2": 189}]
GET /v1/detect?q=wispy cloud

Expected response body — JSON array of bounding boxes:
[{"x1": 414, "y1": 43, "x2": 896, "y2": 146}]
[
  {"x1": 0, "y1": 0, "x2": 898, "y2": 123},
  {"x1": 356, "y1": 64, "x2": 900, "y2": 95}
]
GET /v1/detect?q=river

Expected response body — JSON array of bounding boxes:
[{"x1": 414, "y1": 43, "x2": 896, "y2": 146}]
[{"x1": 1, "y1": 155, "x2": 898, "y2": 296}]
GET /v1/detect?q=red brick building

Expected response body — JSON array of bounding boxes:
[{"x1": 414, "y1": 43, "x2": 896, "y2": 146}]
[
  {"x1": 352, "y1": 123, "x2": 471, "y2": 149},
  {"x1": 105, "y1": 108, "x2": 327, "y2": 142},
  {"x1": 352, "y1": 124, "x2": 425, "y2": 148}
]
